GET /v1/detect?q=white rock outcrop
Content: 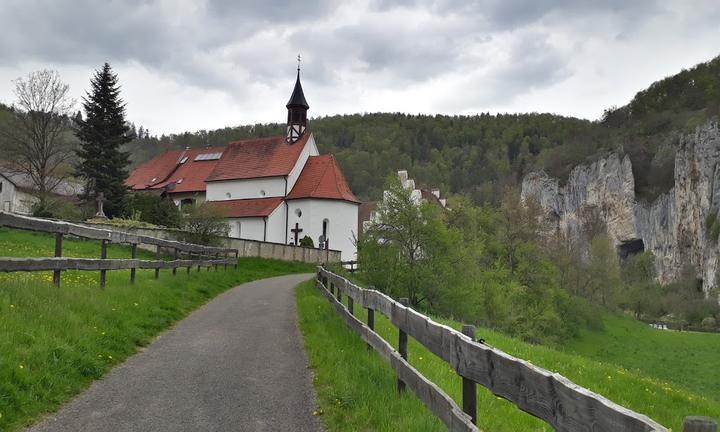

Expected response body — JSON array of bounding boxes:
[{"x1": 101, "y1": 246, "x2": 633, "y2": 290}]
[{"x1": 521, "y1": 122, "x2": 720, "y2": 292}]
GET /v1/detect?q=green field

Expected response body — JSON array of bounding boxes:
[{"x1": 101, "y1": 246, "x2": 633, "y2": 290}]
[
  {"x1": 296, "y1": 280, "x2": 720, "y2": 432},
  {"x1": 0, "y1": 227, "x2": 313, "y2": 431}
]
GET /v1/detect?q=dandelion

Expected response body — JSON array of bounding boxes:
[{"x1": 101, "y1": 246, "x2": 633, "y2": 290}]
[
  {"x1": 134, "y1": 303, "x2": 139, "y2": 306},
  {"x1": 19, "y1": 365, "x2": 24, "y2": 369},
  {"x1": 10, "y1": 304, "x2": 14, "y2": 308}
]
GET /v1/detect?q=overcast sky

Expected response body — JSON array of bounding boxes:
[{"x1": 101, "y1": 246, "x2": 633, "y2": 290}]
[{"x1": 1, "y1": 0, "x2": 718, "y2": 135}]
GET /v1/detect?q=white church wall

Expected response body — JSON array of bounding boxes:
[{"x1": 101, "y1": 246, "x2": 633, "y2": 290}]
[
  {"x1": 265, "y1": 203, "x2": 287, "y2": 244},
  {"x1": 225, "y1": 204, "x2": 285, "y2": 243},
  {"x1": 286, "y1": 198, "x2": 359, "y2": 260},
  {"x1": 287, "y1": 134, "x2": 320, "y2": 192},
  {"x1": 170, "y1": 192, "x2": 205, "y2": 208},
  {"x1": 226, "y1": 217, "x2": 266, "y2": 241},
  {"x1": 206, "y1": 177, "x2": 286, "y2": 201}
]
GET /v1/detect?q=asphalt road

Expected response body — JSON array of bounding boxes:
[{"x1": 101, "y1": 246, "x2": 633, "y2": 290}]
[{"x1": 27, "y1": 273, "x2": 321, "y2": 432}]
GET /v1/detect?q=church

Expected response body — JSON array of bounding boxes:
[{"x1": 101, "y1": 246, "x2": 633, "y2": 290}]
[{"x1": 126, "y1": 70, "x2": 360, "y2": 260}]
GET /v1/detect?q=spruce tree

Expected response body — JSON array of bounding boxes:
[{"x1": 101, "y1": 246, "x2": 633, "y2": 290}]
[{"x1": 75, "y1": 63, "x2": 132, "y2": 218}]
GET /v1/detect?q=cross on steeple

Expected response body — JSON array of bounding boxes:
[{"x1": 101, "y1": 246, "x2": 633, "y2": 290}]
[{"x1": 291, "y1": 222, "x2": 303, "y2": 245}]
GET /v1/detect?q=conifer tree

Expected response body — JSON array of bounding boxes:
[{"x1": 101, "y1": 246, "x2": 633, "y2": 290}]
[{"x1": 74, "y1": 63, "x2": 132, "y2": 217}]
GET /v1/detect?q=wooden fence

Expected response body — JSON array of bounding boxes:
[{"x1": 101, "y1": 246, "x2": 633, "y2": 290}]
[
  {"x1": 0, "y1": 212, "x2": 238, "y2": 288},
  {"x1": 316, "y1": 267, "x2": 719, "y2": 432}
]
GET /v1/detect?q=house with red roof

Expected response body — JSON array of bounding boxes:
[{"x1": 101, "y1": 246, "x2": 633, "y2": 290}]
[{"x1": 126, "y1": 70, "x2": 360, "y2": 260}]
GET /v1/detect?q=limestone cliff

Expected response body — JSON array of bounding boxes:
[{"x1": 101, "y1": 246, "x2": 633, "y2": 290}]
[{"x1": 521, "y1": 122, "x2": 720, "y2": 292}]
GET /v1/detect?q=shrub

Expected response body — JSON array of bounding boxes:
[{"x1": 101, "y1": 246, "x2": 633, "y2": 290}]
[
  {"x1": 123, "y1": 193, "x2": 182, "y2": 228},
  {"x1": 32, "y1": 197, "x2": 82, "y2": 221},
  {"x1": 299, "y1": 235, "x2": 315, "y2": 248},
  {"x1": 180, "y1": 202, "x2": 229, "y2": 246},
  {"x1": 701, "y1": 316, "x2": 717, "y2": 330}
]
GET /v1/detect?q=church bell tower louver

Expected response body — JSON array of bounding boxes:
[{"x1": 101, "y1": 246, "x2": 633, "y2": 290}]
[{"x1": 286, "y1": 56, "x2": 309, "y2": 144}]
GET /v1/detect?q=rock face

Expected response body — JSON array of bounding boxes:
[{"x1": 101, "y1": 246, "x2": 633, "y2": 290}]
[{"x1": 521, "y1": 122, "x2": 720, "y2": 292}]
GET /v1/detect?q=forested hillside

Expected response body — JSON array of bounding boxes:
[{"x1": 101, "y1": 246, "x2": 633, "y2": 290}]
[
  {"x1": 3, "y1": 54, "x2": 718, "y2": 204},
  {"x1": 121, "y1": 54, "x2": 719, "y2": 203}
]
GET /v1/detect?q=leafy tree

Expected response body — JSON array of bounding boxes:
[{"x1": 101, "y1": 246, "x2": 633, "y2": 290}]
[
  {"x1": 0, "y1": 70, "x2": 75, "y2": 209},
  {"x1": 359, "y1": 176, "x2": 464, "y2": 307},
  {"x1": 181, "y1": 202, "x2": 229, "y2": 246},
  {"x1": 618, "y1": 252, "x2": 662, "y2": 318},
  {"x1": 75, "y1": 63, "x2": 132, "y2": 217}
]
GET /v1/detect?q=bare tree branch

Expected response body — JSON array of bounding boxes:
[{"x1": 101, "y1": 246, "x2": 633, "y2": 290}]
[{"x1": 0, "y1": 70, "x2": 76, "y2": 207}]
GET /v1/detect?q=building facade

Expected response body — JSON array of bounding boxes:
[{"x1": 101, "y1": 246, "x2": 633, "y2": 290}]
[{"x1": 126, "y1": 71, "x2": 360, "y2": 260}]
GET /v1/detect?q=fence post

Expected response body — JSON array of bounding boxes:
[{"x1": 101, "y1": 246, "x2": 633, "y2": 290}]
[
  {"x1": 398, "y1": 297, "x2": 409, "y2": 393},
  {"x1": 173, "y1": 248, "x2": 178, "y2": 276},
  {"x1": 154, "y1": 246, "x2": 161, "y2": 279},
  {"x1": 366, "y1": 307, "x2": 375, "y2": 351},
  {"x1": 224, "y1": 251, "x2": 228, "y2": 271},
  {"x1": 234, "y1": 250, "x2": 238, "y2": 269},
  {"x1": 684, "y1": 416, "x2": 718, "y2": 432},
  {"x1": 348, "y1": 295, "x2": 354, "y2": 315},
  {"x1": 329, "y1": 281, "x2": 334, "y2": 296},
  {"x1": 214, "y1": 252, "x2": 219, "y2": 271},
  {"x1": 461, "y1": 325, "x2": 478, "y2": 425},
  {"x1": 53, "y1": 233, "x2": 63, "y2": 287},
  {"x1": 335, "y1": 282, "x2": 342, "y2": 303},
  {"x1": 187, "y1": 251, "x2": 192, "y2": 274},
  {"x1": 100, "y1": 239, "x2": 108, "y2": 289},
  {"x1": 130, "y1": 243, "x2": 137, "y2": 284}
]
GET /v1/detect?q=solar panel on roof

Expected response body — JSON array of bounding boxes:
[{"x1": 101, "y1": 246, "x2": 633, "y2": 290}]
[{"x1": 194, "y1": 152, "x2": 223, "y2": 161}]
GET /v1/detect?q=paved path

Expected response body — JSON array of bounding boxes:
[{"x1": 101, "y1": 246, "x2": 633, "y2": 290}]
[{"x1": 28, "y1": 273, "x2": 320, "y2": 432}]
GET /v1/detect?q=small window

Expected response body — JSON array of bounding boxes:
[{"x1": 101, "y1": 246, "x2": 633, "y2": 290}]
[
  {"x1": 151, "y1": 177, "x2": 157, "y2": 183},
  {"x1": 226, "y1": 192, "x2": 232, "y2": 199},
  {"x1": 0, "y1": 181, "x2": 3, "y2": 193},
  {"x1": 295, "y1": 208, "x2": 302, "y2": 217},
  {"x1": 260, "y1": 190, "x2": 266, "y2": 197},
  {"x1": 179, "y1": 156, "x2": 189, "y2": 164},
  {"x1": 236, "y1": 221, "x2": 242, "y2": 238},
  {"x1": 177, "y1": 178, "x2": 183, "y2": 184}
]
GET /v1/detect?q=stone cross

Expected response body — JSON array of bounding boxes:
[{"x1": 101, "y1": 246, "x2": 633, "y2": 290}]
[
  {"x1": 95, "y1": 192, "x2": 107, "y2": 219},
  {"x1": 291, "y1": 222, "x2": 303, "y2": 245}
]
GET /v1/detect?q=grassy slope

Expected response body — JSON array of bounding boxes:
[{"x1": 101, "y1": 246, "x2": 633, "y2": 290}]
[
  {"x1": 0, "y1": 227, "x2": 313, "y2": 431},
  {"x1": 297, "y1": 280, "x2": 720, "y2": 432},
  {"x1": 564, "y1": 314, "x2": 720, "y2": 402}
]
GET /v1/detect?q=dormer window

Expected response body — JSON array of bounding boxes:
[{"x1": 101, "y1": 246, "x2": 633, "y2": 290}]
[{"x1": 177, "y1": 178, "x2": 183, "y2": 184}]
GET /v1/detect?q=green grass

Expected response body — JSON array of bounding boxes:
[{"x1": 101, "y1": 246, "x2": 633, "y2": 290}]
[
  {"x1": 0, "y1": 227, "x2": 314, "y2": 431},
  {"x1": 297, "y1": 280, "x2": 720, "y2": 432},
  {"x1": 564, "y1": 314, "x2": 720, "y2": 402}
]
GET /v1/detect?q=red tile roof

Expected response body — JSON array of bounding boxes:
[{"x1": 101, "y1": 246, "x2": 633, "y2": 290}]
[
  {"x1": 209, "y1": 197, "x2": 283, "y2": 218},
  {"x1": 287, "y1": 155, "x2": 360, "y2": 203},
  {"x1": 206, "y1": 134, "x2": 310, "y2": 182},
  {"x1": 126, "y1": 147, "x2": 226, "y2": 193}
]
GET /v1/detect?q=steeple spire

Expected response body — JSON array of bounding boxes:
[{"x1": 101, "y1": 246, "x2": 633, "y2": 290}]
[{"x1": 286, "y1": 55, "x2": 309, "y2": 144}]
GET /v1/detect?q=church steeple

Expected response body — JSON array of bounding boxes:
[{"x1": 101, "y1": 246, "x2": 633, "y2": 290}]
[{"x1": 286, "y1": 56, "x2": 309, "y2": 144}]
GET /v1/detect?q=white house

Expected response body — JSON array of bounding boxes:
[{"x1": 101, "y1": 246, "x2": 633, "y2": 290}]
[
  {"x1": 126, "y1": 70, "x2": 361, "y2": 260},
  {"x1": 0, "y1": 171, "x2": 81, "y2": 215}
]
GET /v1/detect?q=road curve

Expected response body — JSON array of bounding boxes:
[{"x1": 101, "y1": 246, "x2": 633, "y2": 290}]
[{"x1": 27, "y1": 273, "x2": 321, "y2": 432}]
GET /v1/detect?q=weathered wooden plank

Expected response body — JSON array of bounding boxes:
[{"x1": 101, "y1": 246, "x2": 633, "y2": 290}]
[
  {"x1": 0, "y1": 211, "x2": 236, "y2": 255},
  {"x1": 315, "y1": 276, "x2": 477, "y2": 432},
  {"x1": 0, "y1": 258, "x2": 235, "y2": 272},
  {"x1": 318, "y1": 269, "x2": 668, "y2": 432}
]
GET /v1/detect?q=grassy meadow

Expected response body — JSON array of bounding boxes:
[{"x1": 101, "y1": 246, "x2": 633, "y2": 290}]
[
  {"x1": 0, "y1": 227, "x2": 313, "y2": 431},
  {"x1": 296, "y1": 280, "x2": 720, "y2": 432}
]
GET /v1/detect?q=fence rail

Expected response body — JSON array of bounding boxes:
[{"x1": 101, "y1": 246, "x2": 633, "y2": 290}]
[
  {"x1": 0, "y1": 212, "x2": 239, "y2": 287},
  {"x1": 317, "y1": 267, "x2": 679, "y2": 432}
]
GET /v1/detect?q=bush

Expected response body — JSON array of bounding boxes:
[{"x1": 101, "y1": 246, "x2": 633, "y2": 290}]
[
  {"x1": 299, "y1": 235, "x2": 315, "y2": 248},
  {"x1": 180, "y1": 202, "x2": 229, "y2": 246},
  {"x1": 701, "y1": 316, "x2": 717, "y2": 330},
  {"x1": 123, "y1": 193, "x2": 182, "y2": 228},
  {"x1": 32, "y1": 197, "x2": 82, "y2": 221}
]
